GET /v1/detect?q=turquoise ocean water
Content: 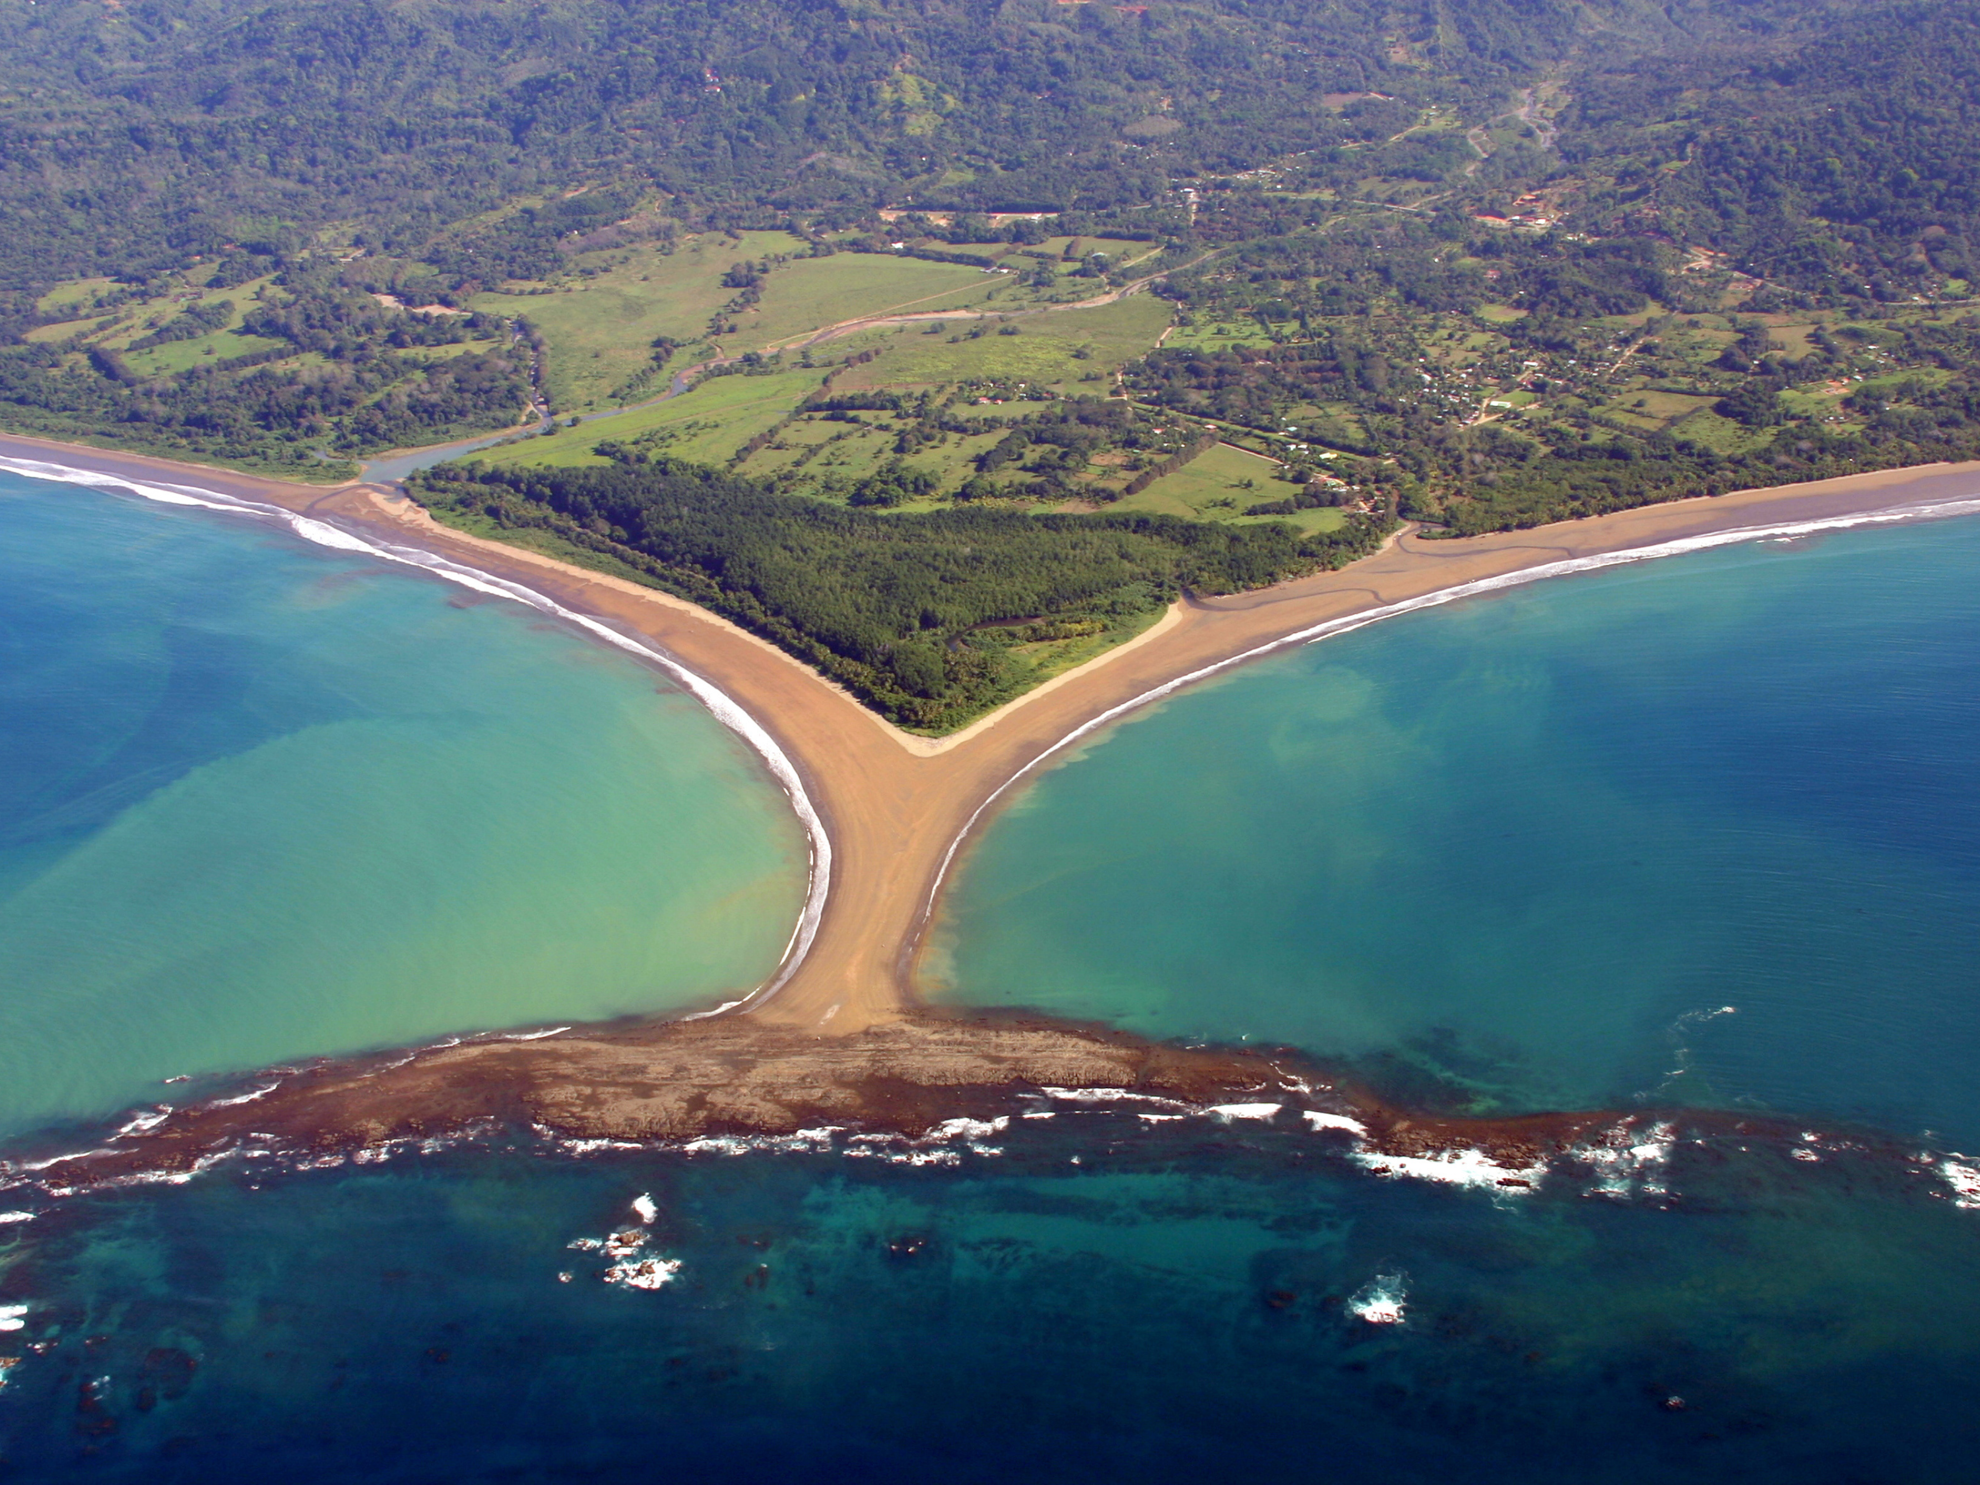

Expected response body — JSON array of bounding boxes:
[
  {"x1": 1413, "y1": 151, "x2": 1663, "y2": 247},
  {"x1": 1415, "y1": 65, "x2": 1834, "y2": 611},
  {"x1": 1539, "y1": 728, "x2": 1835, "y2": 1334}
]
[
  {"x1": 935, "y1": 516, "x2": 1980, "y2": 1148},
  {"x1": 4, "y1": 480, "x2": 1980, "y2": 1482},
  {"x1": 0, "y1": 471, "x2": 805, "y2": 1138}
]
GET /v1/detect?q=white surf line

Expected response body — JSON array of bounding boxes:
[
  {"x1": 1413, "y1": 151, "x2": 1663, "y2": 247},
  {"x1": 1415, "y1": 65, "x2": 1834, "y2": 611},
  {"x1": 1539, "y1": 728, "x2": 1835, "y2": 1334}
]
[
  {"x1": 917, "y1": 489, "x2": 1980, "y2": 934},
  {"x1": 0, "y1": 455, "x2": 831, "y2": 1014}
]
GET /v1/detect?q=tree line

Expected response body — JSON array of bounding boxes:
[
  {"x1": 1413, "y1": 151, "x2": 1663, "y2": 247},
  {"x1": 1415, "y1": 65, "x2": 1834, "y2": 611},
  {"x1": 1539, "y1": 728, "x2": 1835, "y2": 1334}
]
[{"x1": 413, "y1": 456, "x2": 1393, "y2": 730}]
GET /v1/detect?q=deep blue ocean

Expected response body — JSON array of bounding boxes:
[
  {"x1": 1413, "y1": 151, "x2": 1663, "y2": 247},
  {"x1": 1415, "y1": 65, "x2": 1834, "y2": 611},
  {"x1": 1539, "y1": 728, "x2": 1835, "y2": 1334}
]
[{"x1": 4, "y1": 476, "x2": 1980, "y2": 1482}]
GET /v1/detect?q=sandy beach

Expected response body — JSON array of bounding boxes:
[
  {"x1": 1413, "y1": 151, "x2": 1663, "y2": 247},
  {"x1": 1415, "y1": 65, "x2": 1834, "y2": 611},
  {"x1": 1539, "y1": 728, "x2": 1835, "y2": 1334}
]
[{"x1": 5, "y1": 427, "x2": 1980, "y2": 1043}]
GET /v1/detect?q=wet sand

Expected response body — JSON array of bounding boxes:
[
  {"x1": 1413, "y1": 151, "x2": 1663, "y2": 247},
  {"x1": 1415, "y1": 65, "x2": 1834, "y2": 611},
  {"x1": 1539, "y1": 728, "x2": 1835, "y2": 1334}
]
[
  {"x1": 6, "y1": 428, "x2": 1980, "y2": 1047},
  {"x1": 5, "y1": 427, "x2": 1978, "y2": 1185},
  {"x1": 5, "y1": 1007, "x2": 1630, "y2": 1193}
]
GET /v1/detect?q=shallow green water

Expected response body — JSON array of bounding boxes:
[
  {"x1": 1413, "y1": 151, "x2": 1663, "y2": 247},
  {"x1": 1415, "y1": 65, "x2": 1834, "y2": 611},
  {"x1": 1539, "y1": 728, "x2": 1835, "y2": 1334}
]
[
  {"x1": 0, "y1": 472, "x2": 806, "y2": 1136},
  {"x1": 933, "y1": 518, "x2": 1980, "y2": 1144},
  {"x1": 5, "y1": 486, "x2": 1980, "y2": 1482}
]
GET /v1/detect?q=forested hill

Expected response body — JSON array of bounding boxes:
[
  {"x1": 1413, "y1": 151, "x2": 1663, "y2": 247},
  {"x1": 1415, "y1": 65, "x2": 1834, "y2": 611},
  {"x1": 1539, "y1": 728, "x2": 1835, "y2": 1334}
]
[
  {"x1": 0, "y1": 0, "x2": 1901, "y2": 293},
  {"x1": 1576, "y1": 1, "x2": 1980, "y2": 297},
  {"x1": 9, "y1": 0, "x2": 1980, "y2": 540}
]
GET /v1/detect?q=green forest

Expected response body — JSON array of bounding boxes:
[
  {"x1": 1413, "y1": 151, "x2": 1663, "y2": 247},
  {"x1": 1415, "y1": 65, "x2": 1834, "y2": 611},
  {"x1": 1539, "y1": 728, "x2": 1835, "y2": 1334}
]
[
  {"x1": 4, "y1": 0, "x2": 1980, "y2": 692},
  {"x1": 415, "y1": 457, "x2": 1387, "y2": 729}
]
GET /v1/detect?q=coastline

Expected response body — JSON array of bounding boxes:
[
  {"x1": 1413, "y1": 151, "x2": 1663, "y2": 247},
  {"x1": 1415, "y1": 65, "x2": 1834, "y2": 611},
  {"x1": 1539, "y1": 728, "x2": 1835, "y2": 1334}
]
[
  {"x1": 5, "y1": 427, "x2": 1980, "y2": 1048},
  {"x1": 0, "y1": 1002, "x2": 1712, "y2": 1199}
]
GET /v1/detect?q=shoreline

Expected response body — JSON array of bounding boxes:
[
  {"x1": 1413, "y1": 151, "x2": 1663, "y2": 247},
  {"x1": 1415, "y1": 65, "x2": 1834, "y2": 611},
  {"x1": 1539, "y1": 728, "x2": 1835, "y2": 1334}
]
[
  {"x1": 4, "y1": 428, "x2": 1980, "y2": 1044},
  {"x1": 0, "y1": 1003, "x2": 1944, "y2": 1213},
  {"x1": 0, "y1": 438, "x2": 838, "y2": 1017}
]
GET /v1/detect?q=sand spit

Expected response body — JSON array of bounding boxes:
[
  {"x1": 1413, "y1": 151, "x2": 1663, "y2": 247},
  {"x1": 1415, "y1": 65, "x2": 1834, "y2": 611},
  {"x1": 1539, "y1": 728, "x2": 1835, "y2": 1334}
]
[
  {"x1": 4, "y1": 429, "x2": 1980, "y2": 1159},
  {"x1": 75, "y1": 437, "x2": 1980, "y2": 1036}
]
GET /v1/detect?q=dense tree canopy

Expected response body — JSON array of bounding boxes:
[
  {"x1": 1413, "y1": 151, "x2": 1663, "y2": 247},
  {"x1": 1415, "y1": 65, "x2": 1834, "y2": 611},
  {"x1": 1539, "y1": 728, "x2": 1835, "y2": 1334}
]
[
  {"x1": 416, "y1": 457, "x2": 1388, "y2": 728},
  {"x1": 5, "y1": 0, "x2": 1980, "y2": 551}
]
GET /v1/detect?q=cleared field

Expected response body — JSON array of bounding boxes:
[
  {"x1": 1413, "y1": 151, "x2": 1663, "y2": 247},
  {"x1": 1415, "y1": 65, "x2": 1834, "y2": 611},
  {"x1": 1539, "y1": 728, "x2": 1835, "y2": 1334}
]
[
  {"x1": 125, "y1": 330, "x2": 289, "y2": 375},
  {"x1": 735, "y1": 254, "x2": 999, "y2": 352},
  {"x1": 1113, "y1": 442, "x2": 1277, "y2": 517},
  {"x1": 988, "y1": 604, "x2": 1170, "y2": 696},
  {"x1": 20, "y1": 273, "x2": 288, "y2": 374},
  {"x1": 1271, "y1": 504, "x2": 1350, "y2": 534},
  {"x1": 1110, "y1": 441, "x2": 1343, "y2": 532},
  {"x1": 1776, "y1": 386, "x2": 1845, "y2": 417},
  {"x1": 1859, "y1": 365, "x2": 1954, "y2": 392},
  {"x1": 470, "y1": 230, "x2": 805, "y2": 413},
  {"x1": 1602, "y1": 389, "x2": 1719, "y2": 428},
  {"x1": 23, "y1": 317, "x2": 110, "y2": 345},
  {"x1": 36, "y1": 277, "x2": 119, "y2": 314},
  {"x1": 1041, "y1": 235, "x2": 1154, "y2": 262},
  {"x1": 738, "y1": 413, "x2": 1008, "y2": 497},
  {"x1": 1668, "y1": 408, "x2": 1764, "y2": 453},
  {"x1": 475, "y1": 366, "x2": 829, "y2": 471},
  {"x1": 98, "y1": 281, "x2": 265, "y2": 351},
  {"x1": 929, "y1": 235, "x2": 1145, "y2": 263},
  {"x1": 831, "y1": 293, "x2": 1172, "y2": 395},
  {"x1": 1162, "y1": 318, "x2": 1278, "y2": 352}
]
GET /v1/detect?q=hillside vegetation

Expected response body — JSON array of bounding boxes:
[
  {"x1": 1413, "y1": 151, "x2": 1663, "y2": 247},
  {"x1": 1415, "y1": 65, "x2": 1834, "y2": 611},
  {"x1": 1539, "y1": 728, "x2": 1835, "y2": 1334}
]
[
  {"x1": 1, "y1": 0, "x2": 1978, "y2": 659},
  {"x1": 415, "y1": 456, "x2": 1389, "y2": 729}
]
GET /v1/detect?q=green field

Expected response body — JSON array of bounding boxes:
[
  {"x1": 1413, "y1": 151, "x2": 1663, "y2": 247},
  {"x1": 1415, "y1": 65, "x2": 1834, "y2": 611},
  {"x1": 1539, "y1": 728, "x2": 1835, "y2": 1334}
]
[
  {"x1": 830, "y1": 293, "x2": 1173, "y2": 395},
  {"x1": 23, "y1": 273, "x2": 283, "y2": 376},
  {"x1": 1113, "y1": 441, "x2": 1278, "y2": 517},
  {"x1": 34, "y1": 277, "x2": 119, "y2": 315},
  {"x1": 737, "y1": 412, "x2": 1008, "y2": 497},
  {"x1": 475, "y1": 366, "x2": 830, "y2": 470},
  {"x1": 463, "y1": 291, "x2": 1175, "y2": 496},
  {"x1": 125, "y1": 331, "x2": 291, "y2": 375},
  {"x1": 1664, "y1": 408, "x2": 1760, "y2": 453},
  {"x1": 469, "y1": 236, "x2": 1047, "y2": 412},
  {"x1": 1162, "y1": 318, "x2": 1279, "y2": 353},
  {"x1": 470, "y1": 231, "x2": 804, "y2": 412},
  {"x1": 22, "y1": 316, "x2": 105, "y2": 345},
  {"x1": 1110, "y1": 441, "x2": 1344, "y2": 532},
  {"x1": 734, "y1": 253, "x2": 999, "y2": 352},
  {"x1": 1601, "y1": 389, "x2": 1721, "y2": 428}
]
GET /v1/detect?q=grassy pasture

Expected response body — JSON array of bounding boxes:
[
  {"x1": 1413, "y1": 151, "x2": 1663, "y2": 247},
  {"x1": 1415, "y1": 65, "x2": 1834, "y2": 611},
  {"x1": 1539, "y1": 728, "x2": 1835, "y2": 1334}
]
[
  {"x1": 35, "y1": 277, "x2": 119, "y2": 315},
  {"x1": 475, "y1": 366, "x2": 829, "y2": 471},
  {"x1": 738, "y1": 413, "x2": 1009, "y2": 497},
  {"x1": 1110, "y1": 442, "x2": 1345, "y2": 532},
  {"x1": 832, "y1": 293, "x2": 1172, "y2": 395},
  {"x1": 1162, "y1": 317, "x2": 1278, "y2": 352},
  {"x1": 1601, "y1": 388, "x2": 1720, "y2": 428},
  {"x1": 125, "y1": 331, "x2": 289, "y2": 375},
  {"x1": 471, "y1": 231, "x2": 804, "y2": 412},
  {"x1": 983, "y1": 605, "x2": 1169, "y2": 697},
  {"x1": 737, "y1": 254, "x2": 998, "y2": 352},
  {"x1": 22, "y1": 273, "x2": 287, "y2": 374},
  {"x1": 1776, "y1": 386, "x2": 1845, "y2": 417},
  {"x1": 97, "y1": 280, "x2": 269, "y2": 351},
  {"x1": 1112, "y1": 441, "x2": 1282, "y2": 519},
  {"x1": 1664, "y1": 408, "x2": 1757, "y2": 452},
  {"x1": 23, "y1": 317, "x2": 108, "y2": 345}
]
